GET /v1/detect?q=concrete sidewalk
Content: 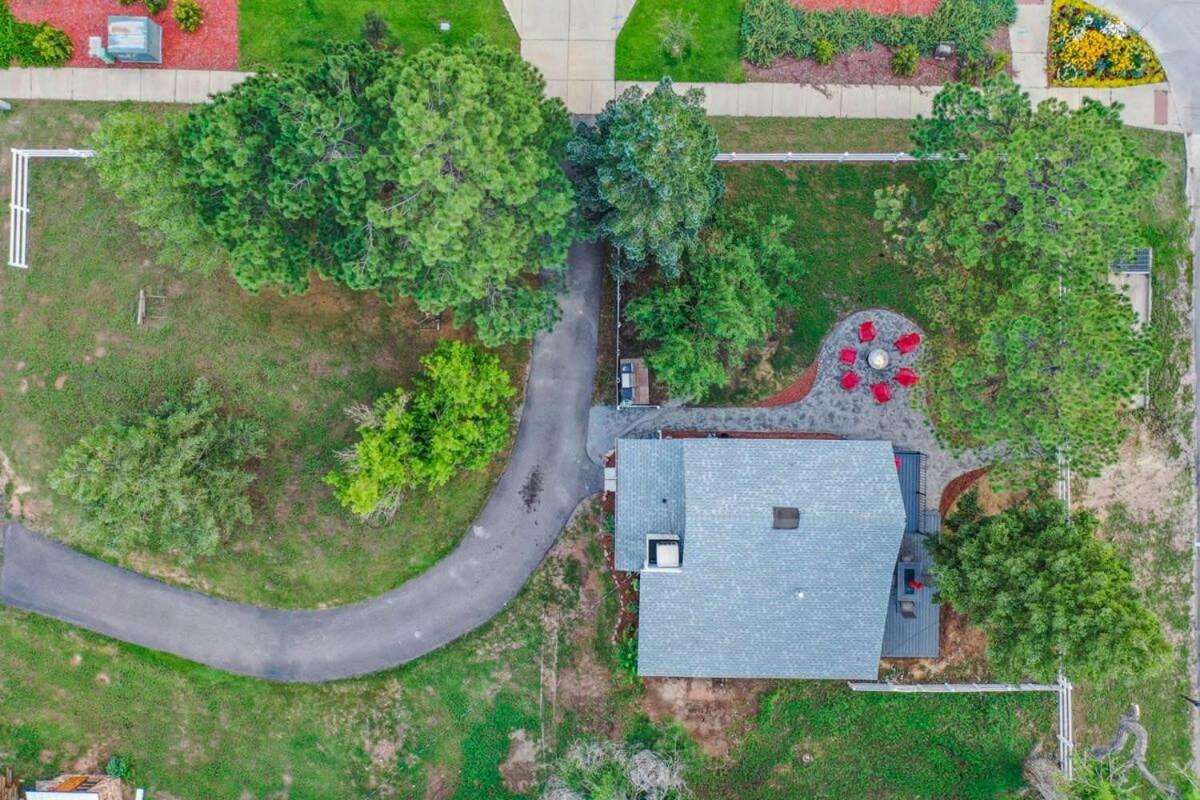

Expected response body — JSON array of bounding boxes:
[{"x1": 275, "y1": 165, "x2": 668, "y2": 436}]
[
  {"x1": 0, "y1": 67, "x2": 251, "y2": 104},
  {"x1": 612, "y1": 78, "x2": 1179, "y2": 131},
  {"x1": 506, "y1": 0, "x2": 632, "y2": 114}
]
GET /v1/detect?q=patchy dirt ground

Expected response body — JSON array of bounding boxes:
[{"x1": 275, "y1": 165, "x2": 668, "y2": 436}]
[
  {"x1": 1080, "y1": 425, "x2": 1193, "y2": 535},
  {"x1": 641, "y1": 678, "x2": 772, "y2": 759},
  {"x1": 547, "y1": 511, "x2": 619, "y2": 743},
  {"x1": 499, "y1": 729, "x2": 538, "y2": 795}
]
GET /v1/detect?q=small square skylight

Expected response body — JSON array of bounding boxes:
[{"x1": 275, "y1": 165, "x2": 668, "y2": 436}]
[{"x1": 773, "y1": 506, "x2": 800, "y2": 529}]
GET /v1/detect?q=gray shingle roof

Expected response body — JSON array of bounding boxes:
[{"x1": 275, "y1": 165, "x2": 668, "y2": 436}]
[{"x1": 615, "y1": 438, "x2": 907, "y2": 679}]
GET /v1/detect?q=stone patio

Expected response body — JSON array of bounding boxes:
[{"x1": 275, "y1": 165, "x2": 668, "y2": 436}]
[{"x1": 587, "y1": 309, "x2": 986, "y2": 503}]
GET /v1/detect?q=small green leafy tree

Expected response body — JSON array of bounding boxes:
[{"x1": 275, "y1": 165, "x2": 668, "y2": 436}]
[
  {"x1": 89, "y1": 111, "x2": 227, "y2": 274},
  {"x1": 931, "y1": 492, "x2": 1170, "y2": 683},
  {"x1": 658, "y1": 10, "x2": 696, "y2": 62},
  {"x1": 105, "y1": 755, "x2": 133, "y2": 780},
  {"x1": 326, "y1": 341, "x2": 515, "y2": 521},
  {"x1": 568, "y1": 77, "x2": 723, "y2": 279},
  {"x1": 48, "y1": 380, "x2": 265, "y2": 558},
  {"x1": 626, "y1": 209, "x2": 802, "y2": 400},
  {"x1": 178, "y1": 42, "x2": 574, "y2": 345},
  {"x1": 173, "y1": 0, "x2": 205, "y2": 33},
  {"x1": 542, "y1": 740, "x2": 688, "y2": 800}
]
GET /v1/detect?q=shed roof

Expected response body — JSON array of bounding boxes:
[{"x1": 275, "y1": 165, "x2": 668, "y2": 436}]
[{"x1": 616, "y1": 438, "x2": 907, "y2": 679}]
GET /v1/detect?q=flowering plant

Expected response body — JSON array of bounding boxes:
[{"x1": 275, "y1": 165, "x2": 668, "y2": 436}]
[{"x1": 1049, "y1": 0, "x2": 1163, "y2": 87}]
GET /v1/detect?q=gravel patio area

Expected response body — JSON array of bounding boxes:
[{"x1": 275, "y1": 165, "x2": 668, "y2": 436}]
[
  {"x1": 10, "y1": 0, "x2": 238, "y2": 70},
  {"x1": 588, "y1": 309, "x2": 986, "y2": 504}
]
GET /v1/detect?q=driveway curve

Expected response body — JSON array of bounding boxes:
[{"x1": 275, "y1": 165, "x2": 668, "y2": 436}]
[{"x1": 0, "y1": 241, "x2": 603, "y2": 683}]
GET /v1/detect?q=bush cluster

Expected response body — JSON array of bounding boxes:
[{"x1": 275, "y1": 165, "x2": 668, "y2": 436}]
[
  {"x1": 891, "y1": 42, "x2": 919, "y2": 75},
  {"x1": 741, "y1": 0, "x2": 1015, "y2": 66},
  {"x1": 0, "y1": 3, "x2": 72, "y2": 67},
  {"x1": 173, "y1": 0, "x2": 205, "y2": 32}
]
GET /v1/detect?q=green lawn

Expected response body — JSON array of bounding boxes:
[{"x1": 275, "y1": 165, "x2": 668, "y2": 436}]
[
  {"x1": 693, "y1": 683, "x2": 1054, "y2": 799},
  {"x1": 239, "y1": 0, "x2": 520, "y2": 70},
  {"x1": 616, "y1": 0, "x2": 745, "y2": 82},
  {"x1": 711, "y1": 117, "x2": 917, "y2": 152},
  {"x1": 0, "y1": 102, "x2": 526, "y2": 609}
]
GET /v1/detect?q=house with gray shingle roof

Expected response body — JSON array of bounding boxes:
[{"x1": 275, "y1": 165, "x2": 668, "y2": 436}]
[{"x1": 614, "y1": 437, "x2": 938, "y2": 679}]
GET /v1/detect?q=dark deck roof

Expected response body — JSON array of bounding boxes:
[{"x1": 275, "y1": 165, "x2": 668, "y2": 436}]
[
  {"x1": 881, "y1": 533, "x2": 941, "y2": 659},
  {"x1": 894, "y1": 450, "x2": 923, "y2": 534}
]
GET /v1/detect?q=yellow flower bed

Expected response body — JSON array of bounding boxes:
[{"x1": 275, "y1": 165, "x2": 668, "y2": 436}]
[{"x1": 1048, "y1": 0, "x2": 1164, "y2": 87}]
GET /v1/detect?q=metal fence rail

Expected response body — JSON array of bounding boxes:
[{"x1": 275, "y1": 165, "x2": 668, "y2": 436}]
[
  {"x1": 848, "y1": 681, "x2": 1060, "y2": 693},
  {"x1": 714, "y1": 151, "x2": 958, "y2": 164},
  {"x1": 8, "y1": 147, "x2": 95, "y2": 270}
]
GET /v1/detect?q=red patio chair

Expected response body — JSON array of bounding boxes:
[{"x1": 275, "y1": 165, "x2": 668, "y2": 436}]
[
  {"x1": 840, "y1": 371, "x2": 861, "y2": 391},
  {"x1": 839, "y1": 347, "x2": 857, "y2": 365},
  {"x1": 858, "y1": 320, "x2": 877, "y2": 343},
  {"x1": 895, "y1": 368, "x2": 919, "y2": 388},
  {"x1": 895, "y1": 332, "x2": 921, "y2": 354},
  {"x1": 871, "y1": 382, "x2": 892, "y2": 403}
]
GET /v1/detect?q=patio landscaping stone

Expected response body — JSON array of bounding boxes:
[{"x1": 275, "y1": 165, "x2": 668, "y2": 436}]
[{"x1": 587, "y1": 309, "x2": 986, "y2": 506}]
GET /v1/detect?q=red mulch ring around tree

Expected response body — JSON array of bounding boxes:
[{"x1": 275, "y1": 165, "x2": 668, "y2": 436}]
[
  {"x1": 756, "y1": 359, "x2": 819, "y2": 407},
  {"x1": 794, "y1": 0, "x2": 939, "y2": 14},
  {"x1": 939, "y1": 467, "x2": 988, "y2": 518},
  {"x1": 10, "y1": 0, "x2": 238, "y2": 70}
]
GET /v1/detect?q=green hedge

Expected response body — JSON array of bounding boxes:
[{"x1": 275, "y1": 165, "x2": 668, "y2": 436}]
[
  {"x1": 741, "y1": 0, "x2": 1015, "y2": 65},
  {"x1": 0, "y1": 2, "x2": 73, "y2": 67}
]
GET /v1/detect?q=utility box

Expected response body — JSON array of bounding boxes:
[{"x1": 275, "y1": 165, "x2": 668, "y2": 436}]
[{"x1": 106, "y1": 16, "x2": 163, "y2": 64}]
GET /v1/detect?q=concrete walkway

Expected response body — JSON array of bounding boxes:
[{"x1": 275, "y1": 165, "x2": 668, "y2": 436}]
[
  {"x1": 0, "y1": 242, "x2": 603, "y2": 682},
  {"x1": 507, "y1": 0, "x2": 632, "y2": 114},
  {"x1": 0, "y1": 67, "x2": 250, "y2": 103}
]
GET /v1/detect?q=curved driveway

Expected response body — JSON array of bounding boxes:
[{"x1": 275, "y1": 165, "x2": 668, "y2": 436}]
[{"x1": 0, "y1": 242, "x2": 603, "y2": 682}]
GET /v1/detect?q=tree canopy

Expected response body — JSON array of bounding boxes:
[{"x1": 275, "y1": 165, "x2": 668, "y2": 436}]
[
  {"x1": 878, "y1": 76, "x2": 1161, "y2": 485},
  {"x1": 931, "y1": 492, "x2": 1170, "y2": 683},
  {"x1": 568, "y1": 77, "x2": 723, "y2": 279},
  {"x1": 89, "y1": 111, "x2": 226, "y2": 275},
  {"x1": 106, "y1": 42, "x2": 574, "y2": 346},
  {"x1": 48, "y1": 380, "x2": 265, "y2": 558},
  {"x1": 900, "y1": 75, "x2": 1163, "y2": 332},
  {"x1": 326, "y1": 341, "x2": 515, "y2": 521},
  {"x1": 625, "y1": 209, "x2": 802, "y2": 399}
]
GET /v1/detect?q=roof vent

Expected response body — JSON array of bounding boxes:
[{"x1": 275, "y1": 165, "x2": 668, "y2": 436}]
[{"x1": 773, "y1": 506, "x2": 799, "y2": 529}]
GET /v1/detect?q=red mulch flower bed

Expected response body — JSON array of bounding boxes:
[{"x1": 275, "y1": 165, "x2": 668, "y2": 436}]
[
  {"x1": 756, "y1": 359, "x2": 819, "y2": 408},
  {"x1": 10, "y1": 0, "x2": 238, "y2": 70},
  {"x1": 794, "y1": 0, "x2": 940, "y2": 14}
]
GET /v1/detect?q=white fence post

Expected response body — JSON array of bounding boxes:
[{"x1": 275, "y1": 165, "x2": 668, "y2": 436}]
[{"x1": 7, "y1": 147, "x2": 96, "y2": 271}]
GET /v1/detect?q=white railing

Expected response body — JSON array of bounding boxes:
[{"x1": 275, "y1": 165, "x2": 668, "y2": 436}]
[
  {"x1": 715, "y1": 151, "x2": 959, "y2": 163},
  {"x1": 8, "y1": 147, "x2": 95, "y2": 270}
]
